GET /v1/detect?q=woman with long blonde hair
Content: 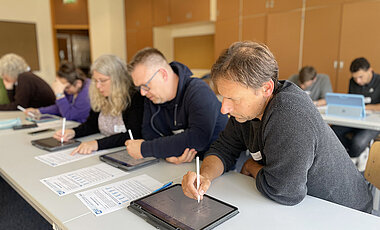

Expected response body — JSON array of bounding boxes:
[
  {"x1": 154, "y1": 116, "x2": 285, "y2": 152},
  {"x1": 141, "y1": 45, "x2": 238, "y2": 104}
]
[{"x1": 54, "y1": 54, "x2": 144, "y2": 154}]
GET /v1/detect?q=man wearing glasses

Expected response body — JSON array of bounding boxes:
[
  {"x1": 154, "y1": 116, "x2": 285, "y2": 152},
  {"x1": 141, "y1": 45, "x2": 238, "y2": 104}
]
[{"x1": 126, "y1": 47, "x2": 228, "y2": 164}]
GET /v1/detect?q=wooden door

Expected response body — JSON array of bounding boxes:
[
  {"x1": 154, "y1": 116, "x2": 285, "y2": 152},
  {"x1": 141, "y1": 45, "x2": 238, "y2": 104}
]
[
  {"x1": 242, "y1": 0, "x2": 268, "y2": 16},
  {"x1": 126, "y1": 28, "x2": 153, "y2": 61},
  {"x1": 242, "y1": 15, "x2": 266, "y2": 44},
  {"x1": 266, "y1": 10, "x2": 302, "y2": 79},
  {"x1": 152, "y1": 0, "x2": 171, "y2": 26},
  {"x1": 268, "y1": 0, "x2": 303, "y2": 13},
  {"x1": 217, "y1": 0, "x2": 240, "y2": 20},
  {"x1": 337, "y1": 0, "x2": 380, "y2": 93},
  {"x1": 302, "y1": 5, "x2": 342, "y2": 91},
  {"x1": 170, "y1": 0, "x2": 210, "y2": 24},
  {"x1": 125, "y1": 0, "x2": 152, "y2": 29},
  {"x1": 214, "y1": 18, "x2": 240, "y2": 60}
]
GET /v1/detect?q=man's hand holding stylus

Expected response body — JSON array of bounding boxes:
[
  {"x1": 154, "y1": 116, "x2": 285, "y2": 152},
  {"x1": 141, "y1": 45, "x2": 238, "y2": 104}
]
[{"x1": 181, "y1": 171, "x2": 211, "y2": 201}]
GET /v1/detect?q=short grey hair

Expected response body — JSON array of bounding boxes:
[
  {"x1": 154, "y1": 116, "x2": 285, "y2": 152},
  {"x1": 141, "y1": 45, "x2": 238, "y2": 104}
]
[
  {"x1": 0, "y1": 53, "x2": 30, "y2": 79},
  {"x1": 211, "y1": 41, "x2": 278, "y2": 90},
  {"x1": 128, "y1": 47, "x2": 167, "y2": 72}
]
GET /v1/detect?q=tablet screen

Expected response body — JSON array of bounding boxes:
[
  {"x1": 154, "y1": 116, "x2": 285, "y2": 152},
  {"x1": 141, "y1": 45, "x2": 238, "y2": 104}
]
[
  {"x1": 103, "y1": 150, "x2": 157, "y2": 167},
  {"x1": 34, "y1": 137, "x2": 77, "y2": 148},
  {"x1": 132, "y1": 184, "x2": 238, "y2": 230}
]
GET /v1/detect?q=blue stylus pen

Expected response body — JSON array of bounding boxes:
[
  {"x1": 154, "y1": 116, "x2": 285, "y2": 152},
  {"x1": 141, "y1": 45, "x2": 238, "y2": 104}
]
[{"x1": 153, "y1": 181, "x2": 173, "y2": 193}]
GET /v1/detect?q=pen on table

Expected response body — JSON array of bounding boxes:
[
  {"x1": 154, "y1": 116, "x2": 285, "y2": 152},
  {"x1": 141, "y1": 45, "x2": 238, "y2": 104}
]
[
  {"x1": 128, "y1": 129, "x2": 134, "y2": 140},
  {"x1": 196, "y1": 156, "x2": 200, "y2": 203},
  {"x1": 61, "y1": 117, "x2": 66, "y2": 144},
  {"x1": 153, "y1": 181, "x2": 173, "y2": 193},
  {"x1": 17, "y1": 105, "x2": 35, "y2": 117}
]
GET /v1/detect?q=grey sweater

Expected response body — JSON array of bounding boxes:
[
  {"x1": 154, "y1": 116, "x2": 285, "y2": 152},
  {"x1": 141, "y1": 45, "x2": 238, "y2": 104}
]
[{"x1": 206, "y1": 80, "x2": 373, "y2": 212}]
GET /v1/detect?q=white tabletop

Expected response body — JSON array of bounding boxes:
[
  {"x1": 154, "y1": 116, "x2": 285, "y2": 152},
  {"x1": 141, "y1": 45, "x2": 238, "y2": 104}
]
[
  {"x1": 1, "y1": 111, "x2": 380, "y2": 230},
  {"x1": 318, "y1": 106, "x2": 380, "y2": 130}
]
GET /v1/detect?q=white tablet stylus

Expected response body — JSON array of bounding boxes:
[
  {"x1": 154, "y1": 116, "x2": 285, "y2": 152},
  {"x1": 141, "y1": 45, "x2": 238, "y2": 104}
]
[
  {"x1": 17, "y1": 105, "x2": 35, "y2": 117},
  {"x1": 61, "y1": 118, "x2": 66, "y2": 144},
  {"x1": 196, "y1": 156, "x2": 200, "y2": 203},
  {"x1": 128, "y1": 129, "x2": 134, "y2": 140}
]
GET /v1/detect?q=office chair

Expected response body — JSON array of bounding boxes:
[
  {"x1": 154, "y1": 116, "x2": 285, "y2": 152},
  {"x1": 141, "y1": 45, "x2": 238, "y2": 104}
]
[{"x1": 364, "y1": 141, "x2": 380, "y2": 212}]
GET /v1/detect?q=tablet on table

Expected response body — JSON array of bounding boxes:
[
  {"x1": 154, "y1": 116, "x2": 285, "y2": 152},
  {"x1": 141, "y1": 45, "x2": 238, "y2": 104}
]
[
  {"x1": 31, "y1": 137, "x2": 80, "y2": 152},
  {"x1": 100, "y1": 150, "x2": 159, "y2": 171},
  {"x1": 128, "y1": 184, "x2": 239, "y2": 230}
]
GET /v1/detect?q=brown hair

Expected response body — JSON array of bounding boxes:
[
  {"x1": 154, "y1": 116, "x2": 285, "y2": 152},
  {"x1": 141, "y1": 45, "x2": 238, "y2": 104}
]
[
  {"x1": 299, "y1": 66, "x2": 317, "y2": 83},
  {"x1": 211, "y1": 41, "x2": 278, "y2": 90},
  {"x1": 57, "y1": 61, "x2": 87, "y2": 85}
]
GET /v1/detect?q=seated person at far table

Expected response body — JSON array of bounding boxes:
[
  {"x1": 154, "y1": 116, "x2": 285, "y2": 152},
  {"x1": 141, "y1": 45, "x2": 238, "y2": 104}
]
[
  {"x1": 182, "y1": 41, "x2": 372, "y2": 213},
  {"x1": 332, "y1": 57, "x2": 380, "y2": 171},
  {"x1": 288, "y1": 66, "x2": 332, "y2": 106},
  {"x1": 54, "y1": 54, "x2": 144, "y2": 155},
  {"x1": 0, "y1": 53, "x2": 55, "y2": 110},
  {"x1": 126, "y1": 47, "x2": 228, "y2": 164},
  {"x1": 24, "y1": 61, "x2": 91, "y2": 123},
  {"x1": 0, "y1": 79, "x2": 10, "y2": 105}
]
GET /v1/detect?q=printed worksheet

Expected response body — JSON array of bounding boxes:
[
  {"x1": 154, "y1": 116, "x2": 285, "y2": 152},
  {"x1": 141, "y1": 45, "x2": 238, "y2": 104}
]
[
  {"x1": 40, "y1": 163, "x2": 128, "y2": 196},
  {"x1": 35, "y1": 148, "x2": 112, "y2": 167},
  {"x1": 76, "y1": 174, "x2": 162, "y2": 216}
]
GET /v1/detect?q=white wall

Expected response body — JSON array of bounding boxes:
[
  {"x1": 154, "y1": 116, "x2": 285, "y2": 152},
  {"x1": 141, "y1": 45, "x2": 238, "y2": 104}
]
[
  {"x1": 0, "y1": 0, "x2": 56, "y2": 83},
  {"x1": 88, "y1": 0, "x2": 126, "y2": 62}
]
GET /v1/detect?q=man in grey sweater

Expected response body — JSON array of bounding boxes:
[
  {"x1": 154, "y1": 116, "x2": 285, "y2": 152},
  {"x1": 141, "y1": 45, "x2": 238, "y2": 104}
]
[{"x1": 182, "y1": 41, "x2": 373, "y2": 213}]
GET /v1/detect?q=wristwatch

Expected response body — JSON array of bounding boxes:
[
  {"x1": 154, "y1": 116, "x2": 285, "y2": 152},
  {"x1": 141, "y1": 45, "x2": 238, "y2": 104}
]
[{"x1": 56, "y1": 93, "x2": 64, "y2": 99}]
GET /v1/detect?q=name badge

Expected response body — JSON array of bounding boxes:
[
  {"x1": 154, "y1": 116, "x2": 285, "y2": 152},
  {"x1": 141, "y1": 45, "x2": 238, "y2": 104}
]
[
  {"x1": 364, "y1": 97, "x2": 372, "y2": 104},
  {"x1": 172, "y1": 129, "x2": 185, "y2": 135},
  {"x1": 114, "y1": 125, "x2": 126, "y2": 133},
  {"x1": 250, "y1": 151, "x2": 262, "y2": 161}
]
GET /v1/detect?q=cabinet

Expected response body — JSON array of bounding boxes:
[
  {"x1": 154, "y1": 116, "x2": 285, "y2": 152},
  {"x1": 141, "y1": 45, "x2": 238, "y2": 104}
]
[
  {"x1": 266, "y1": 10, "x2": 302, "y2": 79},
  {"x1": 214, "y1": 18, "x2": 240, "y2": 60},
  {"x1": 302, "y1": 4, "x2": 342, "y2": 91},
  {"x1": 153, "y1": 0, "x2": 171, "y2": 26},
  {"x1": 170, "y1": 0, "x2": 210, "y2": 24},
  {"x1": 336, "y1": 0, "x2": 380, "y2": 92}
]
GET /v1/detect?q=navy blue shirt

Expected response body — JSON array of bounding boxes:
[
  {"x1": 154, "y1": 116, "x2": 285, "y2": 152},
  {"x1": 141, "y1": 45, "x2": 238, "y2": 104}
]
[
  {"x1": 141, "y1": 61, "x2": 228, "y2": 158},
  {"x1": 349, "y1": 72, "x2": 380, "y2": 104}
]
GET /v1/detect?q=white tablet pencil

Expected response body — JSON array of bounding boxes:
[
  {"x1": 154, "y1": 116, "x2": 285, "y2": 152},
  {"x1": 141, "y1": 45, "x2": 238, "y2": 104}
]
[
  {"x1": 17, "y1": 105, "x2": 35, "y2": 117},
  {"x1": 196, "y1": 156, "x2": 200, "y2": 203},
  {"x1": 128, "y1": 129, "x2": 134, "y2": 140},
  {"x1": 61, "y1": 117, "x2": 66, "y2": 144}
]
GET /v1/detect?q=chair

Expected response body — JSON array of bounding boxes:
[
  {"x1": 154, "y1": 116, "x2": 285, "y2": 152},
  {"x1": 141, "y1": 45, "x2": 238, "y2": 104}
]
[{"x1": 364, "y1": 141, "x2": 380, "y2": 211}]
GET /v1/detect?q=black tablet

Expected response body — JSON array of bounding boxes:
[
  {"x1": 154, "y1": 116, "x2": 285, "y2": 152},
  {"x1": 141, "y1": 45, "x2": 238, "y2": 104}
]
[
  {"x1": 31, "y1": 137, "x2": 80, "y2": 152},
  {"x1": 128, "y1": 184, "x2": 239, "y2": 230},
  {"x1": 100, "y1": 150, "x2": 159, "y2": 171}
]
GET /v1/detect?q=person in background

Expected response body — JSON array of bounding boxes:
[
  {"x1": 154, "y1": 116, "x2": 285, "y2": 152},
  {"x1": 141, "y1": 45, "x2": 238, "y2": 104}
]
[
  {"x1": 0, "y1": 79, "x2": 9, "y2": 105},
  {"x1": 24, "y1": 61, "x2": 91, "y2": 123},
  {"x1": 53, "y1": 54, "x2": 144, "y2": 155},
  {"x1": 126, "y1": 47, "x2": 228, "y2": 164},
  {"x1": 0, "y1": 53, "x2": 55, "y2": 110},
  {"x1": 332, "y1": 57, "x2": 380, "y2": 171},
  {"x1": 288, "y1": 66, "x2": 332, "y2": 106},
  {"x1": 181, "y1": 41, "x2": 372, "y2": 213}
]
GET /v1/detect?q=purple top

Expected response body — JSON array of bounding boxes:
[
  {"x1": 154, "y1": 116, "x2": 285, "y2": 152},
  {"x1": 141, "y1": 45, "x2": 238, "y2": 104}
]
[{"x1": 39, "y1": 78, "x2": 91, "y2": 123}]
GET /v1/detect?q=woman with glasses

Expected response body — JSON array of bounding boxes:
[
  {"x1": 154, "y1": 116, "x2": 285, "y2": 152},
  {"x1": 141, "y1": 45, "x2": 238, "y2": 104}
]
[
  {"x1": 53, "y1": 54, "x2": 144, "y2": 155},
  {"x1": 25, "y1": 61, "x2": 91, "y2": 123}
]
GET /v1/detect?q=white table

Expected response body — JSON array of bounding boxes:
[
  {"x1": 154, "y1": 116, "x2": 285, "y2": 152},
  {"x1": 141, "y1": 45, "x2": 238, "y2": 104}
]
[
  {"x1": 1, "y1": 112, "x2": 380, "y2": 230},
  {"x1": 319, "y1": 106, "x2": 380, "y2": 131}
]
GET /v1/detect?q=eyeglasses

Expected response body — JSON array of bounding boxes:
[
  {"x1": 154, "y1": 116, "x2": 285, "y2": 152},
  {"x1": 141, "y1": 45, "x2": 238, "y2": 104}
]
[
  {"x1": 93, "y1": 78, "x2": 110, "y2": 85},
  {"x1": 135, "y1": 69, "x2": 160, "y2": 92}
]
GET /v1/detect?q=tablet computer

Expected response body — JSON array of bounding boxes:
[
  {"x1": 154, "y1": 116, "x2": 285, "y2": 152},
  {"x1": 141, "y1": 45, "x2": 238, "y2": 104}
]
[
  {"x1": 99, "y1": 150, "x2": 159, "y2": 171},
  {"x1": 26, "y1": 114, "x2": 60, "y2": 123},
  {"x1": 128, "y1": 184, "x2": 239, "y2": 230},
  {"x1": 31, "y1": 137, "x2": 80, "y2": 152},
  {"x1": 325, "y1": 93, "x2": 366, "y2": 119}
]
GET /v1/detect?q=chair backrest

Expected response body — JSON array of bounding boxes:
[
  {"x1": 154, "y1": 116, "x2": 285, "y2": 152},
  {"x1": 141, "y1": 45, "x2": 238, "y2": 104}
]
[{"x1": 365, "y1": 141, "x2": 380, "y2": 189}]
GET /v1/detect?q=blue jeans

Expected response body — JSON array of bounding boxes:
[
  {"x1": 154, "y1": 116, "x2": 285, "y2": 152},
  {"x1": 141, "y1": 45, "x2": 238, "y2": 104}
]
[{"x1": 331, "y1": 125, "x2": 380, "y2": 157}]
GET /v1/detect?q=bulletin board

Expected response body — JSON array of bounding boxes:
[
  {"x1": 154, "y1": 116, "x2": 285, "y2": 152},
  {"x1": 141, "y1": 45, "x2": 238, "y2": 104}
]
[{"x1": 0, "y1": 21, "x2": 39, "y2": 70}]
